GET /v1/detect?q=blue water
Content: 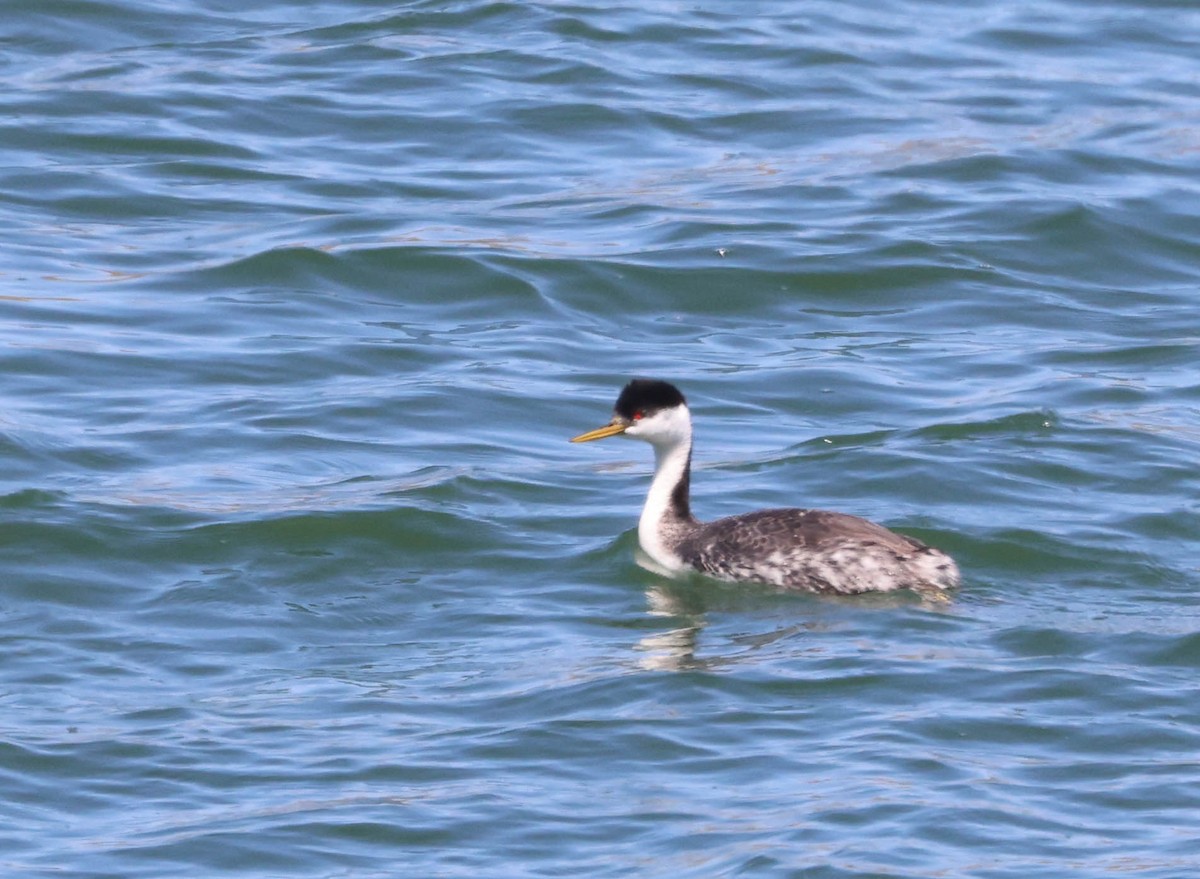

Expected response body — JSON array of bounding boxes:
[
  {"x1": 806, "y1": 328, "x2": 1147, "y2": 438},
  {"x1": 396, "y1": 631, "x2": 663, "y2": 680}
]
[{"x1": 3, "y1": 1, "x2": 1199, "y2": 876}]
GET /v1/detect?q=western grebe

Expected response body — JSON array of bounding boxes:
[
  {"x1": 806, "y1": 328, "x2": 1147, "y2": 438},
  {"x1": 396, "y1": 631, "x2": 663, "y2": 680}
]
[{"x1": 571, "y1": 379, "x2": 960, "y2": 594}]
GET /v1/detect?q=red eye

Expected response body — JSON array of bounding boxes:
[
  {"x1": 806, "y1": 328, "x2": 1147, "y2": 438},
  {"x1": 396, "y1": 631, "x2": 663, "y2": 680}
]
[{"x1": 633, "y1": 410, "x2": 644, "y2": 421}]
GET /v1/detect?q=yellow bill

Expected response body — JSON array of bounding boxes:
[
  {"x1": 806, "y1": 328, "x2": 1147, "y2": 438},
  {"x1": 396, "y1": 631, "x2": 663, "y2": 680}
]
[{"x1": 570, "y1": 419, "x2": 628, "y2": 443}]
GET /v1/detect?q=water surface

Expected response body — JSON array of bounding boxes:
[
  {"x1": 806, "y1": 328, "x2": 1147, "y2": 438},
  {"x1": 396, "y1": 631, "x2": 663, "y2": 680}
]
[{"x1": 2, "y1": 1, "x2": 1199, "y2": 876}]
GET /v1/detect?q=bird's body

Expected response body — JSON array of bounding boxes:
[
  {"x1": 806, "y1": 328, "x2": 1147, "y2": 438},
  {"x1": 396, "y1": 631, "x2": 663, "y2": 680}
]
[{"x1": 571, "y1": 379, "x2": 959, "y2": 595}]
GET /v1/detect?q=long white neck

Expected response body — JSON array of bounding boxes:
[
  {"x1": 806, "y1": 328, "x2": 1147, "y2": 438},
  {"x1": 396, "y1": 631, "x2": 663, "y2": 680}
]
[{"x1": 635, "y1": 407, "x2": 698, "y2": 570}]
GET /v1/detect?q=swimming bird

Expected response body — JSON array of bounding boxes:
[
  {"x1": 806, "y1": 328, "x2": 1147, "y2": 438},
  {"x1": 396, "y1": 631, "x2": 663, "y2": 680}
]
[{"x1": 571, "y1": 379, "x2": 960, "y2": 594}]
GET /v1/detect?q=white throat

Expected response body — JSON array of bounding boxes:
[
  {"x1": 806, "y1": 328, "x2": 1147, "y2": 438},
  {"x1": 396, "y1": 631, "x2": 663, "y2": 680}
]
[{"x1": 631, "y1": 405, "x2": 697, "y2": 570}]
